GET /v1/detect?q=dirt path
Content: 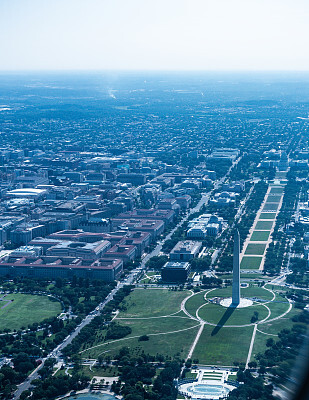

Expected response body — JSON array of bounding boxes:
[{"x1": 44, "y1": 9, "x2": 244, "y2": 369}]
[
  {"x1": 0, "y1": 300, "x2": 12, "y2": 309},
  {"x1": 245, "y1": 323, "x2": 257, "y2": 368}
]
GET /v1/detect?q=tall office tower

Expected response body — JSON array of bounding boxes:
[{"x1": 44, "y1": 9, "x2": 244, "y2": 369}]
[{"x1": 232, "y1": 229, "x2": 240, "y2": 306}]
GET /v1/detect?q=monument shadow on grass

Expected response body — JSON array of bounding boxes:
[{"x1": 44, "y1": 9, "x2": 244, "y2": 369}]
[{"x1": 211, "y1": 305, "x2": 236, "y2": 336}]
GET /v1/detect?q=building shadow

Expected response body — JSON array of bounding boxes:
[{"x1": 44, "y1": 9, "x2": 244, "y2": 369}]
[{"x1": 211, "y1": 305, "x2": 236, "y2": 336}]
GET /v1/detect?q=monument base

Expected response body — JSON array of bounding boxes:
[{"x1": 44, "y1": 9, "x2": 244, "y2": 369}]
[{"x1": 220, "y1": 298, "x2": 253, "y2": 308}]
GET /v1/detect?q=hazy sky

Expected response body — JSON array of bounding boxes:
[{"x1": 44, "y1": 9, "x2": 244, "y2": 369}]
[{"x1": 1, "y1": 0, "x2": 309, "y2": 71}]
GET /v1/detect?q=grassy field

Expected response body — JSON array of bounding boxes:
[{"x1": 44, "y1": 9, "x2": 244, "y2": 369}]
[
  {"x1": 0, "y1": 293, "x2": 61, "y2": 331},
  {"x1": 255, "y1": 220, "x2": 274, "y2": 230},
  {"x1": 245, "y1": 243, "x2": 267, "y2": 255},
  {"x1": 81, "y1": 288, "x2": 199, "y2": 359},
  {"x1": 262, "y1": 203, "x2": 279, "y2": 212},
  {"x1": 240, "y1": 273, "x2": 265, "y2": 279},
  {"x1": 83, "y1": 325, "x2": 199, "y2": 359},
  {"x1": 115, "y1": 316, "x2": 198, "y2": 337},
  {"x1": 270, "y1": 187, "x2": 284, "y2": 194},
  {"x1": 118, "y1": 288, "x2": 190, "y2": 318},
  {"x1": 80, "y1": 365, "x2": 119, "y2": 378},
  {"x1": 205, "y1": 286, "x2": 273, "y2": 301},
  {"x1": 257, "y1": 308, "x2": 300, "y2": 335},
  {"x1": 250, "y1": 309, "x2": 300, "y2": 360},
  {"x1": 185, "y1": 371, "x2": 198, "y2": 379},
  {"x1": 185, "y1": 291, "x2": 206, "y2": 318},
  {"x1": 250, "y1": 231, "x2": 270, "y2": 241},
  {"x1": 275, "y1": 172, "x2": 287, "y2": 179},
  {"x1": 250, "y1": 330, "x2": 276, "y2": 360},
  {"x1": 192, "y1": 325, "x2": 254, "y2": 365},
  {"x1": 80, "y1": 286, "x2": 298, "y2": 368},
  {"x1": 266, "y1": 195, "x2": 282, "y2": 203},
  {"x1": 259, "y1": 213, "x2": 276, "y2": 219},
  {"x1": 264, "y1": 296, "x2": 290, "y2": 319},
  {"x1": 240, "y1": 256, "x2": 262, "y2": 269},
  {"x1": 197, "y1": 303, "x2": 269, "y2": 326}
]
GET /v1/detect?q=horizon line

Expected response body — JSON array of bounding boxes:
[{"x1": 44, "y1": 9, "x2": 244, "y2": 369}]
[{"x1": 1, "y1": 69, "x2": 309, "y2": 74}]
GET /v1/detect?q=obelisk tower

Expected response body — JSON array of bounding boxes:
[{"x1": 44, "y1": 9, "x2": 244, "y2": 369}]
[{"x1": 232, "y1": 229, "x2": 240, "y2": 306}]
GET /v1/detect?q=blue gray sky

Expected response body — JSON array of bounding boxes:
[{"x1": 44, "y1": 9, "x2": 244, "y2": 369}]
[{"x1": 1, "y1": 0, "x2": 308, "y2": 71}]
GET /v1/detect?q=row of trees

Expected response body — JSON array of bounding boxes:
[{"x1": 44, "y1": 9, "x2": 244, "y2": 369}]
[
  {"x1": 21, "y1": 373, "x2": 90, "y2": 400},
  {"x1": 215, "y1": 181, "x2": 268, "y2": 273},
  {"x1": 62, "y1": 285, "x2": 134, "y2": 358},
  {"x1": 263, "y1": 236, "x2": 287, "y2": 275},
  {"x1": 111, "y1": 347, "x2": 182, "y2": 400},
  {"x1": 287, "y1": 257, "x2": 309, "y2": 287}
]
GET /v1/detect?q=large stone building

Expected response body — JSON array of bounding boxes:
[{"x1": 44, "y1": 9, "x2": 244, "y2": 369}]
[
  {"x1": 187, "y1": 214, "x2": 224, "y2": 238},
  {"x1": 170, "y1": 240, "x2": 202, "y2": 261},
  {"x1": 46, "y1": 240, "x2": 111, "y2": 260},
  {"x1": 0, "y1": 255, "x2": 123, "y2": 281}
]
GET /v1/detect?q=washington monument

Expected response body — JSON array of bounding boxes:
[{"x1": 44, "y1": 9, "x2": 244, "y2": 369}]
[{"x1": 232, "y1": 229, "x2": 240, "y2": 306}]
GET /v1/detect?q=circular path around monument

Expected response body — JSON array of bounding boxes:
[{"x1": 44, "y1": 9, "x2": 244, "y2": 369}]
[{"x1": 183, "y1": 286, "x2": 292, "y2": 328}]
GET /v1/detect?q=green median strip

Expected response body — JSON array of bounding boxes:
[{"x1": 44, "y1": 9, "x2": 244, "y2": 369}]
[
  {"x1": 250, "y1": 231, "x2": 270, "y2": 241},
  {"x1": 240, "y1": 256, "x2": 262, "y2": 270},
  {"x1": 262, "y1": 203, "x2": 279, "y2": 211},
  {"x1": 255, "y1": 220, "x2": 273, "y2": 230},
  {"x1": 259, "y1": 213, "x2": 276, "y2": 219},
  {"x1": 245, "y1": 243, "x2": 266, "y2": 255}
]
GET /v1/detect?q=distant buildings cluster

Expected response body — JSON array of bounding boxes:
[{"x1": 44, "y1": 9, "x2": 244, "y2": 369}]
[
  {"x1": 187, "y1": 214, "x2": 225, "y2": 238},
  {"x1": 0, "y1": 147, "x2": 217, "y2": 281}
]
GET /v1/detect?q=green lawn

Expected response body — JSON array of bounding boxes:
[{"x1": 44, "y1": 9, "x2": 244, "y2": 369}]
[
  {"x1": 258, "y1": 307, "x2": 301, "y2": 335},
  {"x1": 205, "y1": 286, "x2": 273, "y2": 301},
  {"x1": 250, "y1": 231, "x2": 270, "y2": 241},
  {"x1": 192, "y1": 325, "x2": 254, "y2": 365},
  {"x1": 185, "y1": 371, "x2": 198, "y2": 379},
  {"x1": 269, "y1": 187, "x2": 284, "y2": 194},
  {"x1": 197, "y1": 303, "x2": 269, "y2": 326},
  {"x1": 266, "y1": 195, "x2": 282, "y2": 203},
  {"x1": 201, "y1": 376, "x2": 221, "y2": 380},
  {"x1": 250, "y1": 330, "x2": 276, "y2": 360},
  {"x1": 255, "y1": 220, "x2": 274, "y2": 230},
  {"x1": 275, "y1": 172, "x2": 287, "y2": 179},
  {"x1": 240, "y1": 256, "x2": 262, "y2": 270},
  {"x1": 205, "y1": 287, "x2": 232, "y2": 299},
  {"x1": 259, "y1": 213, "x2": 276, "y2": 219},
  {"x1": 264, "y1": 296, "x2": 290, "y2": 319},
  {"x1": 81, "y1": 288, "x2": 199, "y2": 360},
  {"x1": 250, "y1": 307, "x2": 300, "y2": 361},
  {"x1": 185, "y1": 291, "x2": 207, "y2": 318},
  {"x1": 262, "y1": 203, "x2": 279, "y2": 212},
  {"x1": 80, "y1": 365, "x2": 119, "y2": 378},
  {"x1": 0, "y1": 293, "x2": 62, "y2": 331},
  {"x1": 115, "y1": 316, "x2": 198, "y2": 338},
  {"x1": 240, "y1": 273, "x2": 265, "y2": 279},
  {"x1": 118, "y1": 288, "x2": 190, "y2": 318},
  {"x1": 265, "y1": 284, "x2": 288, "y2": 292},
  {"x1": 83, "y1": 325, "x2": 199, "y2": 359},
  {"x1": 228, "y1": 373, "x2": 238, "y2": 381},
  {"x1": 245, "y1": 243, "x2": 267, "y2": 255}
]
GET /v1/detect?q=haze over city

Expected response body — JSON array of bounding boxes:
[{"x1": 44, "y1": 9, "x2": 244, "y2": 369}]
[{"x1": 1, "y1": 0, "x2": 309, "y2": 71}]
